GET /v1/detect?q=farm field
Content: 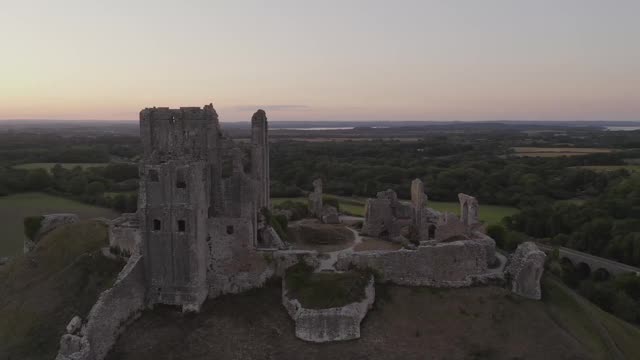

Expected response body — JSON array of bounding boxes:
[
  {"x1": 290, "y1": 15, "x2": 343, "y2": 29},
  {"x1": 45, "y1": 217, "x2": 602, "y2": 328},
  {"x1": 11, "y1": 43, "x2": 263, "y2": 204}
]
[
  {"x1": 0, "y1": 193, "x2": 119, "y2": 257},
  {"x1": 272, "y1": 195, "x2": 518, "y2": 226},
  {"x1": 572, "y1": 165, "x2": 640, "y2": 173},
  {"x1": 512, "y1": 147, "x2": 613, "y2": 157},
  {"x1": 12, "y1": 163, "x2": 108, "y2": 171}
]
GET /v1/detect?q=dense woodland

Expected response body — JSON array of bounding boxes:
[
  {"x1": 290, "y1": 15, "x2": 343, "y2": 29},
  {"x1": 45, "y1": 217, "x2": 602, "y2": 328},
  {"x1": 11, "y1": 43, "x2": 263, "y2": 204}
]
[
  {"x1": 1, "y1": 128, "x2": 640, "y2": 265},
  {"x1": 1, "y1": 126, "x2": 640, "y2": 323}
]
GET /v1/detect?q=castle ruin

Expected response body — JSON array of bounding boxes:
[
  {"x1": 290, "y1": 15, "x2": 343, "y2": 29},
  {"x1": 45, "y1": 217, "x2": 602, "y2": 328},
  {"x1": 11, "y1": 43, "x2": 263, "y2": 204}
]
[
  {"x1": 138, "y1": 104, "x2": 277, "y2": 310},
  {"x1": 56, "y1": 103, "x2": 546, "y2": 359}
]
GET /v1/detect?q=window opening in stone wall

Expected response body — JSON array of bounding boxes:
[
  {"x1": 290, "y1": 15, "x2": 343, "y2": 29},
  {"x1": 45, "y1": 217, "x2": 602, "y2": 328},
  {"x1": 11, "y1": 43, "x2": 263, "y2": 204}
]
[
  {"x1": 178, "y1": 220, "x2": 186, "y2": 232},
  {"x1": 226, "y1": 225, "x2": 234, "y2": 235},
  {"x1": 153, "y1": 219, "x2": 161, "y2": 231},
  {"x1": 176, "y1": 169, "x2": 187, "y2": 189},
  {"x1": 149, "y1": 170, "x2": 159, "y2": 182},
  {"x1": 428, "y1": 224, "x2": 436, "y2": 240}
]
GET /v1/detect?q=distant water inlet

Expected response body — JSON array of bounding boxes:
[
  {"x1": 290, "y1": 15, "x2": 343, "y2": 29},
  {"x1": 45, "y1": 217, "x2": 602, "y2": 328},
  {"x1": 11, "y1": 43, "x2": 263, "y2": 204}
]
[
  {"x1": 273, "y1": 127, "x2": 355, "y2": 131},
  {"x1": 605, "y1": 126, "x2": 640, "y2": 131}
]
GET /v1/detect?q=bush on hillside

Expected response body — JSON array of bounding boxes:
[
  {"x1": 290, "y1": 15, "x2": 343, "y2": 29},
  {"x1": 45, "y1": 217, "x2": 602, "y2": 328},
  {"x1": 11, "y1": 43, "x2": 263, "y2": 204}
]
[{"x1": 23, "y1": 215, "x2": 45, "y2": 241}]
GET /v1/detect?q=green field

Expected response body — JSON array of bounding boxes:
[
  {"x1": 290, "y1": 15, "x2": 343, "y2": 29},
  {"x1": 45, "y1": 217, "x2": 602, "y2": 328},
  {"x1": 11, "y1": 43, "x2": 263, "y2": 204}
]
[
  {"x1": 572, "y1": 165, "x2": 640, "y2": 173},
  {"x1": 272, "y1": 195, "x2": 518, "y2": 225},
  {"x1": 12, "y1": 162, "x2": 108, "y2": 171},
  {"x1": 0, "y1": 193, "x2": 119, "y2": 257}
]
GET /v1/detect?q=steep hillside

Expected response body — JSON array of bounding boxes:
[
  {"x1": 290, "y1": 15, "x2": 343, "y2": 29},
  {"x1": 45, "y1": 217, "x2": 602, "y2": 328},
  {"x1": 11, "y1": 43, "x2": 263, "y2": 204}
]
[
  {"x1": 0, "y1": 220, "x2": 124, "y2": 360},
  {"x1": 108, "y1": 279, "x2": 640, "y2": 360}
]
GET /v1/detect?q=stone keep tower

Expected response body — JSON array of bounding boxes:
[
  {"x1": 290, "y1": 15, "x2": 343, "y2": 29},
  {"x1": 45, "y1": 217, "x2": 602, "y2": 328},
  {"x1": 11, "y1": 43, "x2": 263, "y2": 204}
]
[
  {"x1": 251, "y1": 110, "x2": 270, "y2": 210},
  {"x1": 139, "y1": 105, "x2": 218, "y2": 311}
]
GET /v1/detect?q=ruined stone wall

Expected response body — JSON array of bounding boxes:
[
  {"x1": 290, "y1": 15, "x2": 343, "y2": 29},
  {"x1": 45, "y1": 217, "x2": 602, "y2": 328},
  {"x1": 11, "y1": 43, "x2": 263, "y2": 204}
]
[
  {"x1": 282, "y1": 277, "x2": 375, "y2": 343},
  {"x1": 108, "y1": 213, "x2": 141, "y2": 256},
  {"x1": 139, "y1": 106, "x2": 213, "y2": 310},
  {"x1": 458, "y1": 193, "x2": 479, "y2": 226},
  {"x1": 361, "y1": 198, "x2": 392, "y2": 237},
  {"x1": 206, "y1": 215, "x2": 320, "y2": 298},
  {"x1": 139, "y1": 105, "x2": 219, "y2": 163},
  {"x1": 336, "y1": 236, "x2": 496, "y2": 287},
  {"x1": 56, "y1": 255, "x2": 146, "y2": 360},
  {"x1": 251, "y1": 109, "x2": 270, "y2": 209},
  {"x1": 505, "y1": 242, "x2": 546, "y2": 300},
  {"x1": 308, "y1": 178, "x2": 323, "y2": 217},
  {"x1": 206, "y1": 217, "x2": 268, "y2": 297}
]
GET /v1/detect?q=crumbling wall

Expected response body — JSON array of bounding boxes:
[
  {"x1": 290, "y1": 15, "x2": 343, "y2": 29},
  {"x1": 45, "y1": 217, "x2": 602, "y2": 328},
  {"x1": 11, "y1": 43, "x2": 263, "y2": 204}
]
[
  {"x1": 108, "y1": 213, "x2": 141, "y2": 256},
  {"x1": 207, "y1": 218, "x2": 314, "y2": 297},
  {"x1": 207, "y1": 217, "x2": 266, "y2": 297},
  {"x1": 361, "y1": 189, "x2": 412, "y2": 241},
  {"x1": 282, "y1": 277, "x2": 375, "y2": 342},
  {"x1": 207, "y1": 215, "x2": 320, "y2": 298},
  {"x1": 56, "y1": 255, "x2": 146, "y2": 360},
  {"x1": 458, "y1": 193, "x2": 479, "y2": 226},
  {"x1": 337, "y1": 236, "x2": 496, "y2": 287},
  {"x1": 308, "y1": 178, "x2": 323, "y2": 217},
  {"x1": 251, "y1": 109, "x2": 270, "y2": 209},
  {"x1": 505, "y1": 242, "x2": 546, "y2": 300}
]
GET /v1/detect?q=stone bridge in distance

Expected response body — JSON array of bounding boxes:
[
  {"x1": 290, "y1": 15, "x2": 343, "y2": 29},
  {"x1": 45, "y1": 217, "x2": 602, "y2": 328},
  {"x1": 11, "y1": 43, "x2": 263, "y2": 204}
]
[{"x1": 536, "y1": 243, "x2": 640, "y2": 277}]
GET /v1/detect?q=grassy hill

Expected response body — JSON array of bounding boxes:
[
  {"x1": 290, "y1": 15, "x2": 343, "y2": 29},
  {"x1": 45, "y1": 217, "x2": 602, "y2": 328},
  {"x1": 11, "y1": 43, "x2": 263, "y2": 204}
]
[
  {"x1": 0, "y1": 220, "x2": 124, "y2": 360},
  {"x1": 0, "y1": 192, "x2": 119, "y2": 257},
  {"x1": 107, "y1": 277, "x2": 640, "y2": 360},
  {"x1": 273, "y1": 195, "x2": 518, "y2": 226},
  {"x1": 1, "y1": 219, "x2": 639, "y2": 359}
]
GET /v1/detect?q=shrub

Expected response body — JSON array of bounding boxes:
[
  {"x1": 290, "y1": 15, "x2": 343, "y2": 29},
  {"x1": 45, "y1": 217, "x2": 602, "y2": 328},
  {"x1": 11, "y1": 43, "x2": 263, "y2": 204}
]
[
  {"x1": 486, "y1": 224, "x2": 506, "y2": 249},
  {"x1": 24, "y1": 216, "x2": 45, "y2": 241},
  {"x1": 274, "y1": 200, "x2": 309, "y2": 220},
  {"x1": 323, "y1": 196, "x2": 340, "y2": 212}
]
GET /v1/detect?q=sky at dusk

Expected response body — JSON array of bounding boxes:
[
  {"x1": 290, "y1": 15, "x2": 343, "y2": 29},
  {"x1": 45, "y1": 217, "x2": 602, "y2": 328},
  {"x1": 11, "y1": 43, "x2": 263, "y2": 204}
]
[{"x1": 1, "y1": 0, "x2": 639, "y2": 122}]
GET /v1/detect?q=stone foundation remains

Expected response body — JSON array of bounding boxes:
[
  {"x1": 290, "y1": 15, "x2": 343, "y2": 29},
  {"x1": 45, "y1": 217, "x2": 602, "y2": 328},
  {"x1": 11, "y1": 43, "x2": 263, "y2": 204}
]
[{"x1": 282, "y1": 276, "x2": 375, "y2": 342}]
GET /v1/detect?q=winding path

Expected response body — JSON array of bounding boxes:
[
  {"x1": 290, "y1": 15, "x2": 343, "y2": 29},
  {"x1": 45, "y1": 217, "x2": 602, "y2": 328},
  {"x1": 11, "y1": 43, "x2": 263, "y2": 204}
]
[{"x1": 316, "y1": 227, "x2": 363, "y2": 272}]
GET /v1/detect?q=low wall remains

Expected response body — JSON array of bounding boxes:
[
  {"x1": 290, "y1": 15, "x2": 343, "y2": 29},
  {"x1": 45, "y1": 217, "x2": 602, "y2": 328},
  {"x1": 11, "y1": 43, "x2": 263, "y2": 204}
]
[
  {"x1": 336, "y1": 236, "x2": 495, "y2": 287},
  {"x1": 56, "y1": 255, "x2": 146, "y2": 360},
  {"x1": 282, "y1": 276, "x2": 375, "y2": 343}
]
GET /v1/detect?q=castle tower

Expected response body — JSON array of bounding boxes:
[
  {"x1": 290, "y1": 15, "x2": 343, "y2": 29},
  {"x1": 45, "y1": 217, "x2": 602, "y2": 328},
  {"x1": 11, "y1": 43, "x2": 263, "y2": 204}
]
[
  {"x1": 251, "y1": 109, "x2": 270, "y2": 210},
  {"x1": 138, "y1": 105, "x2": 218, "y2": 311}
]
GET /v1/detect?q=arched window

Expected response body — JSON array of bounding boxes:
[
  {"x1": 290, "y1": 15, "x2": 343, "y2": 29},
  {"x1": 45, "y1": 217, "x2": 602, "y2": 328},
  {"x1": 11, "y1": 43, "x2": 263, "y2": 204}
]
[{"x1": 428, "y1": 224, "x2": 436, "y2": 240}]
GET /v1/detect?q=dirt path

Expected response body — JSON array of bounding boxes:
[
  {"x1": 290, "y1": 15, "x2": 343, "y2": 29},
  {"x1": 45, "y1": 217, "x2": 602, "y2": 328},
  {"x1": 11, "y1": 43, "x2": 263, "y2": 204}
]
[{"x1": 317, "y1": 227, "x2": 362, "y2": 271}]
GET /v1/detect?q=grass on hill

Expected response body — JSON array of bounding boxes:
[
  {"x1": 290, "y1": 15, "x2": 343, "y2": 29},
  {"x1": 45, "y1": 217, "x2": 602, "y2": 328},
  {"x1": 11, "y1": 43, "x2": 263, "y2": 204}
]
[
  {"x1": 107, "y1": 277, "x2": 640, "y2": 360},
  {"x1": 285, "y1": 262, "x2": 370, "y2": 309},
  {"x1": 272, "y1": 195, "x2": 518, "y2": 226},
  {"x1": 541, "y1": 277, "x2": 640, "y2": 359},
  {"x1": 12, "y1": 162, "x2": 108, "y2": 171},
  {"x1": 0, "y1": 192, "x2": 119, "y2": 257},
  {"x1": 0, "y1": 220, "x2": 124, "y2": 360}
]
